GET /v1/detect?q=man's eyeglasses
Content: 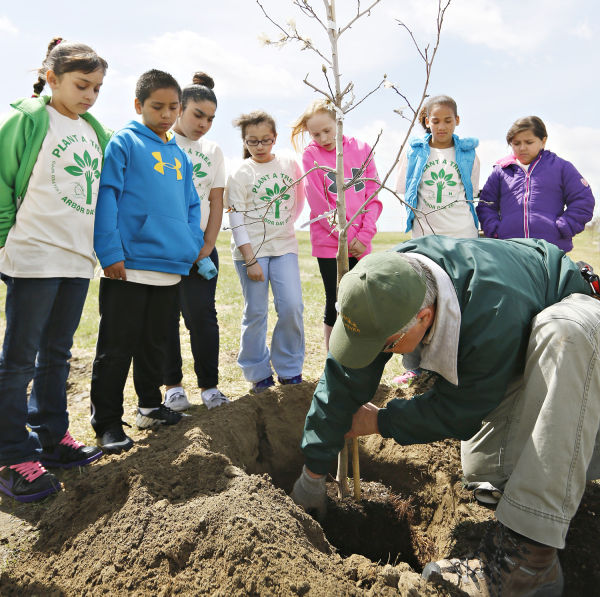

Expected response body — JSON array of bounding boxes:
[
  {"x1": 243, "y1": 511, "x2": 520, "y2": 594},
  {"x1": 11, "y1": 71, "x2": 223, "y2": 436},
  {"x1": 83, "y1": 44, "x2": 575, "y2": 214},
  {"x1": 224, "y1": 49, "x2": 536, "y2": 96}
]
[
  {"x1": 383, "y1": 332, "x2": 406, "y2": 351},
  {"x1": 245, "y1": 138, "x2": 275, "y2": 146}
]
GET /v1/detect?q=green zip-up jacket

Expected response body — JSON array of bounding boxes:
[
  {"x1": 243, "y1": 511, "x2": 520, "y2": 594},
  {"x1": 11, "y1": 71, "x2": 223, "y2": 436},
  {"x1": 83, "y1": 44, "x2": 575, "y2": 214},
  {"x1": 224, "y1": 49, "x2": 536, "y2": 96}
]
[
  {"x1": 0, "y1": 96, "x2": 112, "y2": 246},
  {"x1": 302, "y1": 236, "x2": 591, "y2": 474}
]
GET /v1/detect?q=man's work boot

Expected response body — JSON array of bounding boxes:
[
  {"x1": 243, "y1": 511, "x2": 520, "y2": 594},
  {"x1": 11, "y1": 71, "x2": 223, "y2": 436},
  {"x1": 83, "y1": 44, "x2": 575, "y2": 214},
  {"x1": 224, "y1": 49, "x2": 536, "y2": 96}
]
[{"x1": 422, "y1": 522, "x2": 564, "y2": 596}]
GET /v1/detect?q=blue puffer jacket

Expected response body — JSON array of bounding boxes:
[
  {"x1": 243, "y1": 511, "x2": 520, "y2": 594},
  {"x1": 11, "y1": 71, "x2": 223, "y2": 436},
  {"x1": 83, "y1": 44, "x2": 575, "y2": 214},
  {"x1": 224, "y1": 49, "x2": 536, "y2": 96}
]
[{"x1": 403, "y1": 134, "x2": 479, "y2": 232}]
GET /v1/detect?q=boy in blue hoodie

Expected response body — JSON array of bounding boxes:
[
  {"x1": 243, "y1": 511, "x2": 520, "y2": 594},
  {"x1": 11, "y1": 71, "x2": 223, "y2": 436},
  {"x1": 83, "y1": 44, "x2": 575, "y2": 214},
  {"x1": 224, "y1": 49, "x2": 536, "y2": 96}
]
[{"x1": 91, "y1": 70, "x2": 204, "y2": 453}]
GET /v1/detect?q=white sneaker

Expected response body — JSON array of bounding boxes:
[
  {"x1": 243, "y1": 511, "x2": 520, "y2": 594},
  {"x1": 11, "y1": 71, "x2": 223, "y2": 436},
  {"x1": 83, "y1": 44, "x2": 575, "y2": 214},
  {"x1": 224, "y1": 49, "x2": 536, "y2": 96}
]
[
  {"x1": 201, "y1": 388, "x2": 230, "y2": 410},
  {"x1": 164, "y1": 387, "x2": 192, "y2": 412}
]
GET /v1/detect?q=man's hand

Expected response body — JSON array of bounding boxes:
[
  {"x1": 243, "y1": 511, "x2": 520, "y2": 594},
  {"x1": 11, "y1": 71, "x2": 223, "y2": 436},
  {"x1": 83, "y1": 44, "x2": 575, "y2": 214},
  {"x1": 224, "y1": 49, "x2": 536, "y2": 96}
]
[
  {"x1": 345, "y1": 402, "x2": 380, "y2": 438},
  {"x1": 290, "y1": 466, "x2": 327, "y2": 521},
  {"x1": 104, "y1": 261, "x2": 127, "y2": 281}
]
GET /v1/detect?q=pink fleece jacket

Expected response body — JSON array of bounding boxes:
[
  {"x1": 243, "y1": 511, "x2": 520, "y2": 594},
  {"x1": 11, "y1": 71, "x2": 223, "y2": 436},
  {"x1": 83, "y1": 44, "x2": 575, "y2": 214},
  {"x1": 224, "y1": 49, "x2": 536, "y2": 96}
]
[{"x1": 302, "y1": 136, "x2": 382, "y2": 258}]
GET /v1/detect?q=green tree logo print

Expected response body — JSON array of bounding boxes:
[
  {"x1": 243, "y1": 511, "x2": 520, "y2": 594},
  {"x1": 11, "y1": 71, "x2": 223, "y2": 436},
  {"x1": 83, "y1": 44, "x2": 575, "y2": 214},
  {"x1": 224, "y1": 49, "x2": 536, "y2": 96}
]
[
  {"x1": 64, "y1": 151, "x2": 100, "y2": 205},
  {"x1": 424, "y1": 168, "x2": 457, "y2": 203},
  {"x1": 193, "y1": 163, "x2": 208, "y2": 180},
  {"x1": 260, "y1": 184, "x2": 290, "y2": 219}
]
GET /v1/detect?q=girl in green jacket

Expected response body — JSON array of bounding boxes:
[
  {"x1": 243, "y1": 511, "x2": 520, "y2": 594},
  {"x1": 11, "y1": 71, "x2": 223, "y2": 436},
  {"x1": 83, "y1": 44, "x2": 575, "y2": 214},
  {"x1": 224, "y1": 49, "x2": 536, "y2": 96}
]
[{"x1": 0, "y1": 38, "x2": 111, "y2": 503}]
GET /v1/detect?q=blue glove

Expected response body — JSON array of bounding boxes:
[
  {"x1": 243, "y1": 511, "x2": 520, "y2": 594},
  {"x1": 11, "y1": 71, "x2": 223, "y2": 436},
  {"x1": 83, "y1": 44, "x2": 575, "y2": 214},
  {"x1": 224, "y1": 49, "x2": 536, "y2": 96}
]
[{"x1": 196, "y1": 257, "x2": 218, "y2": 280}]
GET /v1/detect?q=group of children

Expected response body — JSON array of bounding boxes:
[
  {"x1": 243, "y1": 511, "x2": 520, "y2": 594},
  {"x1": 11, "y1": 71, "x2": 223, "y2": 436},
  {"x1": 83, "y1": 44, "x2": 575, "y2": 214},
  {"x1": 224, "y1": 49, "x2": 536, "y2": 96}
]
[{"x1": 0, "y1": 38, "x2": 595, "y2": 504}]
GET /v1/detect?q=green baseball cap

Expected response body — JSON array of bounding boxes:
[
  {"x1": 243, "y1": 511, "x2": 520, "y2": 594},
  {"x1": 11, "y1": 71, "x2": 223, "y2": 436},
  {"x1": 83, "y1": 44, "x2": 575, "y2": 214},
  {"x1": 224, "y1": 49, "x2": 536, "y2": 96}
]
[{"x1": 329, "y1": 251, "x2": 426, "y2": 369}]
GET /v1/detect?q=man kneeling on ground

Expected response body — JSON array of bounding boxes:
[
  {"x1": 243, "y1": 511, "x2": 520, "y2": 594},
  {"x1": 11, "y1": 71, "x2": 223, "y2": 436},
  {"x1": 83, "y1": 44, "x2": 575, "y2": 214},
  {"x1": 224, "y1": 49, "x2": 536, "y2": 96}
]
[{"x1": 291, "y1": 235, "x2": 600, "y2": 597}]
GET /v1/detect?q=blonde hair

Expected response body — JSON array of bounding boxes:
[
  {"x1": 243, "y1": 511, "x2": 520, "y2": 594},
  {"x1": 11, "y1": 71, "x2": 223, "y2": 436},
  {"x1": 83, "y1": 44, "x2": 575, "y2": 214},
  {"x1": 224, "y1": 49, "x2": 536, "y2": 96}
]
[{"x1": 291, "y1": 99, "x2": 336, "y2": 152}]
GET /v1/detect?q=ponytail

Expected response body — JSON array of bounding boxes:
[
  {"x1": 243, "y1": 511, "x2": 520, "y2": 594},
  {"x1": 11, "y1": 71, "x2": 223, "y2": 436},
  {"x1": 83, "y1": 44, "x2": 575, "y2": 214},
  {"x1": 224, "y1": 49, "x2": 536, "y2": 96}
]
[
  {"x1": 181, "y1": 71, "x2": 218, "y2": 110},
  {"x1": 33, "y1": 37, "x2": 108, "y2": 98},
  {"x1": 32, "y1": 37, "x2": 63, "y2": 97}
]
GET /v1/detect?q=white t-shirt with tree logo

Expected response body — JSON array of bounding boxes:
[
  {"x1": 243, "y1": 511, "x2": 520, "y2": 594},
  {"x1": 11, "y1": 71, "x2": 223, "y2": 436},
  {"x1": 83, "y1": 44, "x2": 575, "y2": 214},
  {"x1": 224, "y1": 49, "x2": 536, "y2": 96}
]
[
  {"x1": 397, "y1": 146, "x2": 479, "y2": 239},
  {"x1": 174, "y1": 132, "x2": 225, "y2": 232},
  {"x1": 0, "y1": 105, "x2": 102, "y2": 277},
  {"x1": 225, "y1": 155, "x2": 304, "y2": 260}
]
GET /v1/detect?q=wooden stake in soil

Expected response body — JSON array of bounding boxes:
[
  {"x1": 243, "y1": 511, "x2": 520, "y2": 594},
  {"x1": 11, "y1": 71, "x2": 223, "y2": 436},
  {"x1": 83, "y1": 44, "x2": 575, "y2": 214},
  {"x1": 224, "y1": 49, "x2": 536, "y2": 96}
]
[
  {"x1": 352, "y1": 437, "x2": 361, "y2": 500},
  {"x1": 336, "y1": 438, "x2": 361, "y2": 501},
  {"x1": 336, "y1": 440, "x2": 350, "y2": 498}
]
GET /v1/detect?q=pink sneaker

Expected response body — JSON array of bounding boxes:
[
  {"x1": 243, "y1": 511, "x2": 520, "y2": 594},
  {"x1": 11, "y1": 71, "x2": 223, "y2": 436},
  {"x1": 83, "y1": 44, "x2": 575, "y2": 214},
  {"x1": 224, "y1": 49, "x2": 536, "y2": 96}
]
[
  {"x1": 0, "y1": 461, "x2": 61, "y2": 502},
  {"x1": 392, "y1": 368, "x2": 421, "y2": 386},
  {"x1": 40, "y1": 431, "x2": 103, "y2": 469}
]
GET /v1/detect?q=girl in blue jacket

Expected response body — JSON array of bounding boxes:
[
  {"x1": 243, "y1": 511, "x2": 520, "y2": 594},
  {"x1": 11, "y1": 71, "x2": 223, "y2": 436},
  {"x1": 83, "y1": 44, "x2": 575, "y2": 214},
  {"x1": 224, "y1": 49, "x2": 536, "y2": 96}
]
[
  {"x1": 394, "y1": 95, "x2": 480, "y2": 385},
  {"x1": 0, "y1": 38, "x2": 109, "y2": 503}
]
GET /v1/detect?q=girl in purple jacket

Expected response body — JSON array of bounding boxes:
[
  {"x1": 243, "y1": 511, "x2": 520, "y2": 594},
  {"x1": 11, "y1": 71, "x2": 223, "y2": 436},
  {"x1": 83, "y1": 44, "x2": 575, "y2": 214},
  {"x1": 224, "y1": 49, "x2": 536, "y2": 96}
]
[{"x1": 477, "y1": 116, "x2": 594, "y2": 252}]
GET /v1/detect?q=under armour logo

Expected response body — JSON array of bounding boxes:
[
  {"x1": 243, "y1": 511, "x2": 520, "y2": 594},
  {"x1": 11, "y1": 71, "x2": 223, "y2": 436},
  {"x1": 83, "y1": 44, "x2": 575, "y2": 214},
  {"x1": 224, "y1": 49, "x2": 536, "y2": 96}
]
[
  {"x1": 326, "y1": 169, "x2": 365, "y2": 195},
  {"x1": 152, "y1": 152, "x2": 182, "y2": 180}
]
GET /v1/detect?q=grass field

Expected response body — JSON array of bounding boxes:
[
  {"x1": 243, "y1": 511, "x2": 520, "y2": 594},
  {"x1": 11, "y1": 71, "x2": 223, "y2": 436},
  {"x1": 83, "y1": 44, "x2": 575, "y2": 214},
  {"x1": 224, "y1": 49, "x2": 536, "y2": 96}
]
[{"x1": 1, "y1": 228, "x2": 598, "y2": 444}]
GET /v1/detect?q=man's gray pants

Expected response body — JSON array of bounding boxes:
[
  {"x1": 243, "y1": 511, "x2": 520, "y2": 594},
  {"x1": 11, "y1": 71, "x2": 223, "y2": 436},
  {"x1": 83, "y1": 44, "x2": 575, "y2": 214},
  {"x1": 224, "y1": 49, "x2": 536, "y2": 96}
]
[{"x1": 462, "y1": 293, "x2": 600, "y2": 549}]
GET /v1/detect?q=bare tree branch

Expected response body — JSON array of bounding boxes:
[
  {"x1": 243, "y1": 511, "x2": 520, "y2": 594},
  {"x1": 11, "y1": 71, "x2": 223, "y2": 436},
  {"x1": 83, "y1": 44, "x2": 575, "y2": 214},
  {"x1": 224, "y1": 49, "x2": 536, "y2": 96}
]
[
  {"x1": 344, "y1": 77, "x2": 385, "y2": 113},
  {"x1": 303, "y1": 74, "x2": 332, "y2": 99},
  {"x1": 339, "y1": 0, "x2": 382, "y2": 35},
  {"x1": 322, "y1": 65, "x2": 336, "y2": 99},
  {"x1": 293, "y1": 0, "x2": 328, "y2": 30},
  {"x1": 256, "y1": 0, "x2": 332, "y2": 64}
]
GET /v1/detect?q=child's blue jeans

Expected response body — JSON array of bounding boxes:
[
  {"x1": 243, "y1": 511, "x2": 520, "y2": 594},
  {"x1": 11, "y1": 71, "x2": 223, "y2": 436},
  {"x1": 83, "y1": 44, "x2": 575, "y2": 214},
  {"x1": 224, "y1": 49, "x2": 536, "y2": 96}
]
[
  {"x1": 0, "y1": 275, "x2": 89, "y2": 465},
  {"x1": 234, "y1": 253, "x2": 304, "y2": 383}
]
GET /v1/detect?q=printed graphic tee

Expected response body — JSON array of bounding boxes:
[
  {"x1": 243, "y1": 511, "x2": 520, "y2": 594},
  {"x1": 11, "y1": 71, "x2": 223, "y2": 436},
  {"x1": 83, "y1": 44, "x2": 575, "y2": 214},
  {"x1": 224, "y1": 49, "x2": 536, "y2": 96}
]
[
  {"x1": 174, "y1": 132, "x2": 225, "y2": 232},
  {"x1": 225, "y1": 155, "x2": 304, "y2": 260},
  {"x1": 397, "y1": 146, "x2": 479, "y2": 239},
  {"x1": 0, "y1": 105, "x2": 102, "y2": 277}
]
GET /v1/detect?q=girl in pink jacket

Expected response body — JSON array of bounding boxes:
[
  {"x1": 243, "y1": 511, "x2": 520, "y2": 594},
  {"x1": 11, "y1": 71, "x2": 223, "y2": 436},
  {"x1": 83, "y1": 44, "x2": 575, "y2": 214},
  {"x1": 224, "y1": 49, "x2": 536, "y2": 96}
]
[{"x1": 292, "y1": 100, "x2": 383, "y2": 349}]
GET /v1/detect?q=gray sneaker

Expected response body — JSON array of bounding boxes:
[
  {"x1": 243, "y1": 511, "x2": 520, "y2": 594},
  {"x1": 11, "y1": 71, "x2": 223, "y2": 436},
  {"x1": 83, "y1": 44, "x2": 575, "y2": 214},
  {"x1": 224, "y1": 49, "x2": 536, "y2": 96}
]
[
  {"x1": 136, "y1": 405, "x2": 182, "y2": 429},
  {"x1": 164, "y1": 388, "x2": 192, "y2": 412}
]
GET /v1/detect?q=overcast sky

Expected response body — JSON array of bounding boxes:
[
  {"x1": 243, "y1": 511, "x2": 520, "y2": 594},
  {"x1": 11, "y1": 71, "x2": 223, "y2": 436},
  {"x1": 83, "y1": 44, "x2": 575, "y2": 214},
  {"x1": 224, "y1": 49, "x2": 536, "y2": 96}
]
[{"x1": 1, "y1": 0, "x2": 598, "y2": 231}]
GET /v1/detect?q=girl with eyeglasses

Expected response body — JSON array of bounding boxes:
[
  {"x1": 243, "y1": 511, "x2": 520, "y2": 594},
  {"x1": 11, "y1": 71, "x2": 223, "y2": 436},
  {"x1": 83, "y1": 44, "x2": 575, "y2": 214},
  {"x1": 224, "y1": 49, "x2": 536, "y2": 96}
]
[
  {"x1": 291, "y1": 99, "x2": 382, "y2": 350},
  {"x1": 225, "y1": 111, "x2": 305, "y2": 394}
]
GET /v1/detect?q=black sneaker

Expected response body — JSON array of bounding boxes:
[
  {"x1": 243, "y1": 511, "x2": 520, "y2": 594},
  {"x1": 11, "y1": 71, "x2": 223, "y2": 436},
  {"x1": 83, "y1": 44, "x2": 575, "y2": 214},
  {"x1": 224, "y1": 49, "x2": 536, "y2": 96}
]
[
  {"x1": 96, "y1": 426, "x2": 134, "y2": 454},
  {"x1": 135, "y1": 404, "x2": 182, "y2": 429},
  {"x1": 40, "y1": 431, "x2": 103, "y2": 469},
  {"x1": 0, "y1": 461, "x2": 61, "y2": 503}
]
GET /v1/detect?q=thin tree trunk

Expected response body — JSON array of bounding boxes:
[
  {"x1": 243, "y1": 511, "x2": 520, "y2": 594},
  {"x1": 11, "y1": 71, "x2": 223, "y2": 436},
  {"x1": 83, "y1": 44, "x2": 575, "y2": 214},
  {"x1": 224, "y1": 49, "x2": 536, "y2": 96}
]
[{"x1": 324, "y1": 0, "x2": 359, "y2": 501}]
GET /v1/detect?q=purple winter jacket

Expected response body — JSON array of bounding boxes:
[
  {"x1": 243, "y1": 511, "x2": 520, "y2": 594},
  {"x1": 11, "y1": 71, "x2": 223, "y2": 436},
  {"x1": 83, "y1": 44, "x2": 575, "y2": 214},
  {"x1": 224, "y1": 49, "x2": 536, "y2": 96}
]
[{"x1": 477, "y1": 149, "x2": 594, "y2": 252}]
